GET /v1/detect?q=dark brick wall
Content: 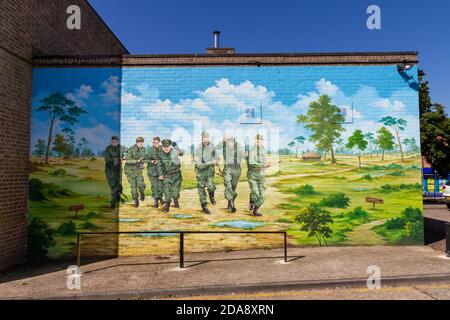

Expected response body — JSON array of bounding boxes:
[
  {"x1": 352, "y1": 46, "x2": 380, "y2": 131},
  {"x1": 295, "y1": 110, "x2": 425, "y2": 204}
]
[{"x1": 0, "y1": 0, "x2": 127, "y2": 271}]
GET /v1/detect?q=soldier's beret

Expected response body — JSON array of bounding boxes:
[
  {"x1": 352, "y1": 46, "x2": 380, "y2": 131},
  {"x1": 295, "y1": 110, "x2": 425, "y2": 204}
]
[
  {"x1": 256, "y1": 134, "x2": 264, "y2": 140},
  {"x1": 162, "y1": 139, "x2": 172, "y2": 147},
  {"x1": 111, "y1": 136, "x2": 119, "y2": 141},
  {"x1": 136, "y1": 136, "x2": 145, "y2": 143},
  {"x1": 153, "y1": 136, "x2": 161, "y2": 142}
]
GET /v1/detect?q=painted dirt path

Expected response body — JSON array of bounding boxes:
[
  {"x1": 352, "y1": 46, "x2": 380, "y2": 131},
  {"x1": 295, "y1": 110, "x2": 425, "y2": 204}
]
[
  {"x1": 344, "y1": 220, "x2": 386, "y2": 245},
  {"x1": 117, "y1": 166, "x2": 357, "y2": 255}
]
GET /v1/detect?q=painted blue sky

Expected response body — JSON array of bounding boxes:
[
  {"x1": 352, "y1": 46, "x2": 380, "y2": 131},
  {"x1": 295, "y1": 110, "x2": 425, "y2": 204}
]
[
  {"x1": 89, "y1": 0, "x2": 450, "y2": 113},
  {"x1": 31, "y1": 65, "x2": 419, "y2": 153},
  {"x1": 119, "y1": 65, "x2": 420, "y2": 151},
  {"x1": 31, "y1": 68, "x2": 121, "y2": 154}
]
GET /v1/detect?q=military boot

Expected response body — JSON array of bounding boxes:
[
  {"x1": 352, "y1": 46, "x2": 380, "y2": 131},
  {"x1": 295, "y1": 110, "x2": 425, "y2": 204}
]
[
  {"x1": 154, "y1": 198, "x2": 159, "y2": 208},
  {"x1": 230, "y1": 199, "x2": 237, "y2": 213},
  {"x1": 227, "y1": 200, "x2": 232, "y2": 212},
  {"x1": 249, "y1": 196, "x2": 255, "y2": 211},
  {"x1": 173, "y1": 199, "x2": 180, "y2": 208},
  {"x1": 163, "y1": 201, "x2": 171, "y2": 213},
  {"x1": 209, "y1": 191, "x2": 216, "y2": 205},
  {"x1": 253, "y1": 206, "x2": 262, "y2": 217},
  {"x1": 133, "y1": 198, "x2": 139, "y2": 208},
  {"x1": 159, "y1": 198, "x2": 165, "y2": 206},
  {"x1": 140, "y1": 192, "x2": 145, "y2": 202},
  {"x1": 110, "y1": 201, "x2": 116, "y2": 209},
  {"x1": 201, "y1": 203, "x2": 211, "y2": 214}
]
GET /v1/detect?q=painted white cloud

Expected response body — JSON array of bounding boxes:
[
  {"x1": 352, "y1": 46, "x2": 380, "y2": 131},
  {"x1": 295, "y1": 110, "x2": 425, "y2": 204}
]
[
  {"x1": 66, "y1": 84, "x2": 93, "y2": 107},
  {"x1": 100, "y1": 76, "x2": 121, "y2": 105},
  {"x1": 119, "y1": 76, "x2": 419, "y2": 151},
  {"x1": 198, "y1": 79, "x2": 275, "y2": 111},
  {"x1": 316, "y1": 78, "x2": 338, "y2": 96},
  {"x1": 372, "y1": 98, "x2": 405, "y2": 111}
]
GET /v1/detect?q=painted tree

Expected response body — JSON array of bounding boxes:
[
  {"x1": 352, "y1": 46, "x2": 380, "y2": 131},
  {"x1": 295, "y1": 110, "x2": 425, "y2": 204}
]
[
  {"x1": 297, "y1": 95, "x2": 345, "y2": 163},
  {"x1": 364, "y1": 132, "x2": 375, "y2": 157},
  {"x1": 346, "y1": 130, "x2": 368, "y2": 168},
  {"x1": 336, "y1": 138, "x2": 347, "y2": 154},
  {"x1": 379, "y1": 116, "x2": 407, "y2": 162},
  {"x1": 61, "y1": 127, "x2": 75, "y2": 158},
  {"x1": 376, "y1": 126, "x2": 395, "y2": 161},
  {"x1": 287, "y1": 141, "x2": 295, "y2": 155},
  {"x1": 52, "y1": 134, "x2": 67, "y2": 158},
  {"x1": 33, "y1": 139, "x2": 47, "y2": 158},
  {"x1": 402, "y1": 138, "x2": 419, "y2": 154},
  {"x1": 294, "y1": 136, "x2": 305, "y2": 157},
  {"x1": 295, "y1": 204, "x2": 333, "y2": 247},
  {"x1": 78, "y1": 137, "x2": 89, "y2": 159},
  {"x1": 37, "y1": 92, "x2": 87, "y2": 164},
  {"x1": 408, "y1": 137, "x2": 420, "y2": 154}
]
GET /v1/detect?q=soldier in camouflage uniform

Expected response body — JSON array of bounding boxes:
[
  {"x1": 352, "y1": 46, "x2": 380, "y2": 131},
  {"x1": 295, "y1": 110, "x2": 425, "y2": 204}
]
[
  {"x1": 158, "y1": 139, "x2": 183, "y2": 212},
  {"x1": 247, "y1": 134, "x2": 271, "y2": 216},
  {"x1": 216, "y1": 135, "x2": 245, "y2": 213},
  {"x1": 146, "y1": 137, "x2": 165, "y2": 208},
  {"x1": 104, "y1": 136, "x2": 126, "y2": 208},
  {"x1": 124, "y1": 137, "x2": 147, "y2": 208},
  {"x1": 194, "y1": 132, "x2": 219, "y2": 214}
]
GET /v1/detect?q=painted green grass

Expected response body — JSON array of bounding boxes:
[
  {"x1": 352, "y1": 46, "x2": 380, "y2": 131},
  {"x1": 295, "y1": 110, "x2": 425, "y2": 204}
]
[
  {"x1": 30, "y1": 154, "x2": 424, "y2": 257},
  {"x1": 272, "y1": 156, "x2": 423, "y2": 246},
  {"x1": 29, "y1": 157, "x2": 118, "y2": 258}
]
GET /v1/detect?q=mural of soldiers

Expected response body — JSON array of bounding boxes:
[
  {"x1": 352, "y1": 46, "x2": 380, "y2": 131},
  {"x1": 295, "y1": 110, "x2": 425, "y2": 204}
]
[
  {"x1": 146, "y1": 137, "x2": 164, "y2": 208},
  {"x1": 158, "y1": 139, "x2": 183, "y2": 212},
  {"x1": 216, "y1": 135, "x2": 246, "y2": 213},
  {"x1": 124, "y1": 136, "x2": 147, "y2": 208},
  {"x1": 247, "y1": 134, "x2": 271, "y2": 216},
  {"x1": 172, "y1": 141, "x2": 185, "y2": 200},
  {"x1": 104, "y1": 136, "x2": 126, "y2": 208},
  {"x1": 194, "y1": 132, "x2": 219, "y2": 214}
]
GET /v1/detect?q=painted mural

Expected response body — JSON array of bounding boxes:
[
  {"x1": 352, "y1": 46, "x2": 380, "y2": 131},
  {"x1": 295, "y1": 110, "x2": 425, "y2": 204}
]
[{"x1": 30, "y1": 65, "x2": 423, "y2": 258}]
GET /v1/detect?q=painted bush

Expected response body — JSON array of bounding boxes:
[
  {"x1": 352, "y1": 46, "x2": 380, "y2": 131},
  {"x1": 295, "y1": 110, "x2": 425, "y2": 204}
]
[{"x1": 30, "y1": 65, "x2": 423, "y2": 258}]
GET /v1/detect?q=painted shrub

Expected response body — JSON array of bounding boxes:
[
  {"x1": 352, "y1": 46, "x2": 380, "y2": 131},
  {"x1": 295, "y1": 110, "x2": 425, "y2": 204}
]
[{"x1": 30, "y1": 65, "x2": 423, "y2": 258}]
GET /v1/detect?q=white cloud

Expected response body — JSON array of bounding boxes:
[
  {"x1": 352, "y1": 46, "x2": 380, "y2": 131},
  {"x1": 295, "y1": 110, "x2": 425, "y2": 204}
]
[
  {"x1": 100, "y1": 76, "x2": 121, "y2": 105},
  {"x1": 293, "y1": 78, "x2": 338, "y2": 109},
  {"x1": 198, "y1": 79, "x2": 275, "y2": 111},
  {"x1": 119, "y1": 77, "x2": 420, "y2": 151},
  {"x1": 316, "y1": 78, "x2": 338, "y2": 96},
  {"x1": 66, "y1": 84, "x2": 93, "y2": 107},
  {"x1": 372, "y1": 98, "x2": 405, "y2": 111}
]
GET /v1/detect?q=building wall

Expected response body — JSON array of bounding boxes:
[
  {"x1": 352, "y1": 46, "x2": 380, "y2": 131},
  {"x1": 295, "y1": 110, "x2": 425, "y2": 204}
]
[
  {"x1": 29, "y1": 63, "x2": 424, "y2": 258},
  {"x1": 0, "y1": 0, "x2": 127, "y2": 271}
]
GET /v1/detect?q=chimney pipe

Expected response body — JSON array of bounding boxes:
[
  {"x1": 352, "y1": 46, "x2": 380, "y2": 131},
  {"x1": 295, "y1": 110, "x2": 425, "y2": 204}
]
[
  {"x1": 213, "y1": 31, "x2": 220, "y2": 48},
  {"x1": 206, "y1": 31, "x2": 235, "y2": 54}
]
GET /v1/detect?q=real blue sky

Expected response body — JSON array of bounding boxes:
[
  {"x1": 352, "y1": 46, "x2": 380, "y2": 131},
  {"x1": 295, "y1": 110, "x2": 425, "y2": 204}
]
[{"x1": 89, "y1": 0, "x2": 450, "y2": 113}]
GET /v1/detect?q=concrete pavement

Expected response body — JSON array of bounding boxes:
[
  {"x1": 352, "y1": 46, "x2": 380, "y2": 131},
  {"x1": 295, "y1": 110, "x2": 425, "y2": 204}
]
[
  {"x1": 0, "y1": 245, "x2": 449, "y2": 299},
  {"x1": 176, "y1": 281, "x2": 450, "y2": 300}
]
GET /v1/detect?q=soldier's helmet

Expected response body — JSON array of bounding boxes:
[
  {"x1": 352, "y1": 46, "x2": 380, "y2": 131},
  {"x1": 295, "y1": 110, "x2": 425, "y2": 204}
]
[
  {"x1": 136, "y1": 136, "x2": 145, "y2": 143},
  {"x1": 153, "y1": 136, "x2": 161, "y2": 142},
  {"x1": 111, "y1": 136, "x2": 119, "y2": 141},
  {"x1": 256, "y1": 134, "x2": 264, "y2": 141},
  {"x1": 162, "y1": 139, "x2": 172, "y2": 147},
  {"x1": 201, "y1": 131, "x2": 209, "y2": 138}
]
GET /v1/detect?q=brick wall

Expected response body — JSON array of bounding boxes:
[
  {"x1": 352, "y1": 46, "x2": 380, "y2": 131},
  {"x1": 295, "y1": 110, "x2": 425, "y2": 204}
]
[{"x1": 0, "y1": 0, "x2": 127, "y2": 271}]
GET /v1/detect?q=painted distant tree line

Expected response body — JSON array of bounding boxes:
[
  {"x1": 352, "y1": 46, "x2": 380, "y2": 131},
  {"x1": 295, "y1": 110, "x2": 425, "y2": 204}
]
[
  {"x1": 288, "y1": 95, "x2": 419, "y2": 165},
  {"x1": 33, "y1": 93, "x2": 94, "y2": 162}
]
